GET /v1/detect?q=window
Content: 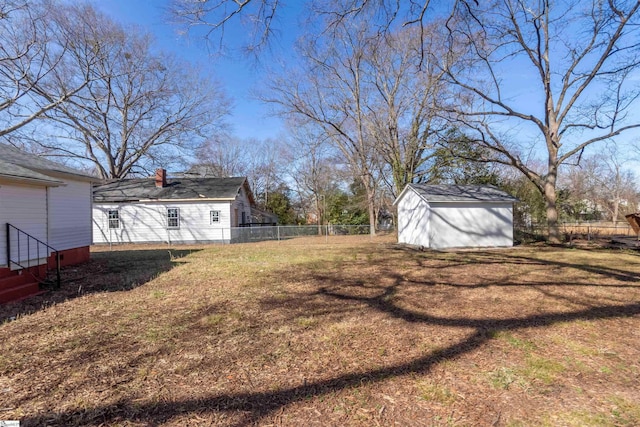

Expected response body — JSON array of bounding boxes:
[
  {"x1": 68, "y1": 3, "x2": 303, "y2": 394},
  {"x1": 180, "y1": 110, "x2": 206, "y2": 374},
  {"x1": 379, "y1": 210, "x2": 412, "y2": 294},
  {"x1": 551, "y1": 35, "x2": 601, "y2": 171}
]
[
  {"x1": 210, "y1": 210, "x2": 220, "y2": 224},
  {"x1": 108, "y1": 210, "x2": 120, "y2": 229},
  {"x1": 167, "y1": 208, "x2": 180, "y2": 229}
]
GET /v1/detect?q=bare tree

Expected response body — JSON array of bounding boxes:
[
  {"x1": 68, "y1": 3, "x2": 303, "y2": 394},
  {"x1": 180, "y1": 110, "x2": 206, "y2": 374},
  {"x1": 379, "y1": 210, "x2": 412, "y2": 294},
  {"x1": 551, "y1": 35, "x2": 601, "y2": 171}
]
[
  {"x1": 195, "y1": 136, "x2": 251, "y2": 177},
  {"x1": 0, "y1": 0, "x2": 97, "y2": 139},
  {"x1": 283, "y1": 123, "x2": 345, "y2": 232},
  {"x1": 170, "y1": 0, "x2": 281, "y2": 54},
  {"x1": 365, "y1": 25, "x2": 449, "y2": 197},
  {"x1": 34, "y1": 3, "x2": 230, "y2": 179},
  {"x1": 168, "y1": 0, "x2": 434, "y2": 54},
  {"x1": 245, "y1": 138, "x2": 285, "y2": 209},
  {"x1": 564, "y1": 148, "x2": 639, "y2": 225},
  {"x1": 439, "y1": 0, "x2": 640, "y2": 242},
  {"x1": 265, "y1": 15, "x2": 382, "y2": 234},
  {"x1": 191, "y1": 135, "x2": 287, "y2": 211}
]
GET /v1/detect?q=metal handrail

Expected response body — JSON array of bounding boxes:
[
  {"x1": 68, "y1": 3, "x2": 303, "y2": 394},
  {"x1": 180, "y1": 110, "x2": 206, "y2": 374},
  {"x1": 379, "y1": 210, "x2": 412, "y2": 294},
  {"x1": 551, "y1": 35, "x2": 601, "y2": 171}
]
[{"x1": 6, "y1": 223, "x2": 60, "y2": 289}]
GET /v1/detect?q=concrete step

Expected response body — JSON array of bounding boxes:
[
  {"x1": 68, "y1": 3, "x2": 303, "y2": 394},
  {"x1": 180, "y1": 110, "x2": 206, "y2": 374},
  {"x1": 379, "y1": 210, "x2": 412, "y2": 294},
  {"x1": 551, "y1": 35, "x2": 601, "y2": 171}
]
[
  {"x1": 0, "y1": 280, "x2": 43, "y2": 304},
  {"x1": 0, "y1": 264, "x2": 46, "y2": 279},
  {"x1": 0, "y1": 271, "x2": 32, "y2": 289},
  {"x1": 0, "y1": 266, "x2": 49, "y2": 304}
]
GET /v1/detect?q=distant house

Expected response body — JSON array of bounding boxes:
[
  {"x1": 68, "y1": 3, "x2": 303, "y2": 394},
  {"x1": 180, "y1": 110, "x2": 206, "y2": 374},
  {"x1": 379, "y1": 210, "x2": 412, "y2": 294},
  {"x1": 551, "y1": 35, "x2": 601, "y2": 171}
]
[
  {"x1": 92, "y1": 169, "x2": 276, "y2": 245},
  {"x1": 0, "y1": 144, "x2": 96, "y2": 303},
  {"x1": 394, "y1": 184, "x2": 518, "y2": 249}
]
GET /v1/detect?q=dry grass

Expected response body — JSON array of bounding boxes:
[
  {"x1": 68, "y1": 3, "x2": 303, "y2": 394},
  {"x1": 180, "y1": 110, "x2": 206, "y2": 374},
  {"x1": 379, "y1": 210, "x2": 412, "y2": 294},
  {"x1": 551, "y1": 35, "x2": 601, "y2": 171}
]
[{"x1": 1, "y1": 236, "x2": 640, "y2": 426}]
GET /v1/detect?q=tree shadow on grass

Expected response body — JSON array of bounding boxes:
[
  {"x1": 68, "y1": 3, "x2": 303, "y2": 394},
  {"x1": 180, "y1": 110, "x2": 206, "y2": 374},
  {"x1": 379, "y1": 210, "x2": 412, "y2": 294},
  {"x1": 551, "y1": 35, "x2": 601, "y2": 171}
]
[
  {"x1": 17, "y1": 300, "x2": 640, "y2": 426},
  {"x1": 1, "y1": 249, "x2": 199, "y2": 324},
  {"x1": 16, "y1": 245, "x2": 640, "y2": 426},
  {"x1": 388, "y1": 245, "x2": 640, "y2": 285}
]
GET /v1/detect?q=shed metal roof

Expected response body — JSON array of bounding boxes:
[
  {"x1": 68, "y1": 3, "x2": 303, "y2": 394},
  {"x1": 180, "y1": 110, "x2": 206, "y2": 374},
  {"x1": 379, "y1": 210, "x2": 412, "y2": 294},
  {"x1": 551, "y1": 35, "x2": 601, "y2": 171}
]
[
  {"x1": 93, "y1": 176, "x2": 251, "y2": 203},
  {"x1": 396, "y1": 183, "x2": 518, "y2": 204}
]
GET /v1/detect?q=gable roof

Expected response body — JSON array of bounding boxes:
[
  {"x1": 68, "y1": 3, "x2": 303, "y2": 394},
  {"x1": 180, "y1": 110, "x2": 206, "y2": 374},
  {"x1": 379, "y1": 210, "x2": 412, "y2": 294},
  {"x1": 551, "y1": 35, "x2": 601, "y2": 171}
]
[
  {"x1": 394, "y1": 183, "x2": 518, "y2": 205},
  {"x1": 0, "y1": 143, "x2": 97, "y2": 183},
  {"x1": 93, "y1": 176, "x2": 253, "y2": 204}
]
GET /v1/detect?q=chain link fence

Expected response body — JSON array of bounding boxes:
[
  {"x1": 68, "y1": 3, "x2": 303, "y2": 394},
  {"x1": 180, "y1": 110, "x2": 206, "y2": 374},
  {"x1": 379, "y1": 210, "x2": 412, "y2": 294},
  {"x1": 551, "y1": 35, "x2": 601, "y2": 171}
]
[{"x1": 230, "y1": 224, "x2": 372, "y2": 243}]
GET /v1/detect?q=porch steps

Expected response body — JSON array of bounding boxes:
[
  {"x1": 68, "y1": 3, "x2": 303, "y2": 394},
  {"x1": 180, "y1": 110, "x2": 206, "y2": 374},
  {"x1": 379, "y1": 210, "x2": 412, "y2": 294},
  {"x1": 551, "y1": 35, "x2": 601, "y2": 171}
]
[{"x1": 0, "y1": 267, "x2": 46, "y2": 304}]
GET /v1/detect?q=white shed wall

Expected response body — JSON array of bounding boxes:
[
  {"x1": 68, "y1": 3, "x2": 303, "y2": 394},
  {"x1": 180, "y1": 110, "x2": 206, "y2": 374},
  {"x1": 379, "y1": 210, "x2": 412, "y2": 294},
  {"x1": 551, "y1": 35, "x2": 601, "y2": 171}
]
[
  {"x1": 397, "y1": 188, "x2": 431, "y2": 247},
  {"x1": 0, "y1": 183, "x2": 48, "y2": 267},
  {"x1": 396, "y1": 187, "x2": 514, "y2": 249},
  {"x1": 48, "y1": 180, "x2": 92, "y2": 250},
  {"x1": 429, "y1": 202, "x2": 513, "y2": 249},
  {"x1": 93, "y1": 201, "x2": 234, "y2": 244}
]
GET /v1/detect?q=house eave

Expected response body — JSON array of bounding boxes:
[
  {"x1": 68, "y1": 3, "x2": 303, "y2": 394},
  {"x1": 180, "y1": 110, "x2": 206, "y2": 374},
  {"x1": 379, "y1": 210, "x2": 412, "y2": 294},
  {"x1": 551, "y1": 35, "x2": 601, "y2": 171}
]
[
  {"x1": 0, "y1": 174, "x2": 64, "y2": 187},
  {"x1": 94, "y1": 197, "x2": 237, "y2": 204},
  {"x1": 392, "y1": 185, "x2": 414, "y2": 207},
  {"x1": 34, "y1": 168, "x2": 99, "y2": 183},
  {"x1": 428, "y1": 199, "x2": 517, "y2": 204}
]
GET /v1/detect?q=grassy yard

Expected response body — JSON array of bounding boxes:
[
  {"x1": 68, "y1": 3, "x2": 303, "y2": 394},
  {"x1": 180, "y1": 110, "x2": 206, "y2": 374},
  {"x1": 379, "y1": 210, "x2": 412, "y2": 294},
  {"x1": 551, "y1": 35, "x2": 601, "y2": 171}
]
[{"x1": 1, "y1": 237, "x2": 639, "y2": 426}]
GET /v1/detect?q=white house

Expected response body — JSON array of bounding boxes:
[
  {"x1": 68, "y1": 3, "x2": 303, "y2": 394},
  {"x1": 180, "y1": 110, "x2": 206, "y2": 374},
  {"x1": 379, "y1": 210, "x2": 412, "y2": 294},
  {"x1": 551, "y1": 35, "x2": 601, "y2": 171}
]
[
  {"x1": 93, "y1": 169, "x2": 274, "y2": 245},
  {"x1": 0, "y1": 144, "x2": 96, "y2": 303},
  {"x1": 394, "y1": 184, "x2": 518, "y2": 249}
]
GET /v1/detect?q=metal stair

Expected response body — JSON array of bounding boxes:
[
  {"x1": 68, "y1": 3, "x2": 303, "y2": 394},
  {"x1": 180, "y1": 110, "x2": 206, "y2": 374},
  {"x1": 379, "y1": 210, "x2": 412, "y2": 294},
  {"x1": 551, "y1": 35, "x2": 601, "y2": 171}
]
[{"x1": 1, "y1": 223, "x2": 60, "y2": 304}]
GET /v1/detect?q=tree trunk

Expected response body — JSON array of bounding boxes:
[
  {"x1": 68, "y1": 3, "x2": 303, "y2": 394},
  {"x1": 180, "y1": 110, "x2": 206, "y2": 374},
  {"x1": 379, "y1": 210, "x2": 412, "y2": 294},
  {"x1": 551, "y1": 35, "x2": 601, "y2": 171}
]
[
  {"x1": 360, "y1": 175, "x2": 377, "y2": 237},
  {"x1": 368, "y1": 199, "x2": 376, "y2": 236},
  {"x1": 316, "y1": 195, "x2": 323, "y2": 236},
  {"x1": 544, "y1": 171, "x2": 561, "y2": 243}
]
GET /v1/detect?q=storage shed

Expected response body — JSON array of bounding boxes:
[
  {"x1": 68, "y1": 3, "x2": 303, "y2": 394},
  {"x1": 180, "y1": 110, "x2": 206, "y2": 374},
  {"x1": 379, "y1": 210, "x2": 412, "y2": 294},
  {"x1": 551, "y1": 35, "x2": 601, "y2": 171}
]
[{"x1": 394, "y1": 184, "x2": 518, "y2": 249}]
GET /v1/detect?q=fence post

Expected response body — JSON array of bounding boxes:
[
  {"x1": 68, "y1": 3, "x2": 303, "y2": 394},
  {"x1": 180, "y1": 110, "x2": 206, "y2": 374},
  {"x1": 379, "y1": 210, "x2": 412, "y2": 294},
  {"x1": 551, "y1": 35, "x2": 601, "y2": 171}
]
[
  {"x1": 277, "y1": 226, "x2": 280, "y2": 242},
  {"x1": 55, "y1": 251, "x2": 61, "y2": 290},
  {"x1": 6, "y1": 223, "x2": 10, "y2": 267}
]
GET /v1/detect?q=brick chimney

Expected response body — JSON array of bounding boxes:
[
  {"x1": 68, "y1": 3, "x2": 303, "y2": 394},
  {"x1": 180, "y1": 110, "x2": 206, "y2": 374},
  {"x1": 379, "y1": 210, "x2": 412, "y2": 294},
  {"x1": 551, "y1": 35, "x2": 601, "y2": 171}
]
[{"x1": 155, "y1": 168, "x2": 167, "y2": 188}]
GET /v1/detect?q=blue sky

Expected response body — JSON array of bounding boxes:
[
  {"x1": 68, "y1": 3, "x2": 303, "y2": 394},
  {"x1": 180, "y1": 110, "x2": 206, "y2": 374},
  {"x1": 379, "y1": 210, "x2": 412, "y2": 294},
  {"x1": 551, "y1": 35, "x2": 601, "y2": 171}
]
[
  {"x1": 93, "y1": 0, "x2": 297, "y2": 142},
  {"x1": 91, "y1": 0, "x2": 640, "y2": 177}
]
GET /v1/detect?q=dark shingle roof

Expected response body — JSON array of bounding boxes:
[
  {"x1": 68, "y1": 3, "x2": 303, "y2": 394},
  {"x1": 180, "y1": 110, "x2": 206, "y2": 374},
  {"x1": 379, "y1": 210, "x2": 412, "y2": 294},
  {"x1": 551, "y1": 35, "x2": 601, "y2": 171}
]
[
  {"x1": 403, "y1": 184, "x2": 518, "y2": 203},
  {"x1": 0, "y1": 158, "x2": 65, "y2": 185},
  {"x1": 0, "y1": 143, "x2": 96, "y2": 182},
  {"x1": 93, "y1": 176, "x2": 249, "y2": 202}
]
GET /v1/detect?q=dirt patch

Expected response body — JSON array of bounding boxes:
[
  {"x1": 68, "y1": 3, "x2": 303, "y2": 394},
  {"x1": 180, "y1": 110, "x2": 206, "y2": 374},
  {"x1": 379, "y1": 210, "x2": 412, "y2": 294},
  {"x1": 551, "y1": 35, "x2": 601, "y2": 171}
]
[{"x1": 1, "y1": 239, "x2": 639, "y2": 426}]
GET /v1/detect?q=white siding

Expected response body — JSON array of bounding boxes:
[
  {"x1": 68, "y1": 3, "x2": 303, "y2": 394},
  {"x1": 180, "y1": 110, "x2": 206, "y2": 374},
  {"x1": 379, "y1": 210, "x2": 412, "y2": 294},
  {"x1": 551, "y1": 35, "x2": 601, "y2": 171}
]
[
  {"x1": 0, "y1": 183, "x2": 48, "y2": 267},
  {"x1": 93, "y1": 201, "x2": 234, "y2": 244},
  {"x1": 48, "y1": 180, "x2": 92, "y2": 250},
  {"x1": 397, "y1": 188, "x2": 431, "y2": 247},
  {"x1": 230, "y1": 188, "x2": 254, "y2": 240},
  {"x1": 429, "y1": 202, "x2": 514, "y2": 249}
]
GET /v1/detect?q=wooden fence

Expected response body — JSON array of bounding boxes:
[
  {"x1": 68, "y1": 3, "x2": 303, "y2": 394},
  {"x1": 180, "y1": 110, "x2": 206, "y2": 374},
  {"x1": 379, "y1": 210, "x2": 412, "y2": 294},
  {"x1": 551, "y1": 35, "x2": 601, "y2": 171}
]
[
  {"x1": 559, "y1": 222, "x2": 636, "y2": 237},
  {"x1": 516, "y1": 222, "x2": 638, "y2": 241}
]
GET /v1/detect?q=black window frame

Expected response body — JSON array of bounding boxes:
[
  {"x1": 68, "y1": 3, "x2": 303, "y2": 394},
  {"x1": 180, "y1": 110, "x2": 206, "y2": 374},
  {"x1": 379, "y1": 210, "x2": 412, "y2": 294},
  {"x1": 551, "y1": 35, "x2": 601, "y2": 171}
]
[
  {"x1": 210, "y1": 210, "x2": 221, "y2": 224},
  {"x1": 167, "y1": 208, "x2": 180, "y2": 229},
  {"x1": 108, "y1": 209, "x2": 120, "y2": 229}
]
